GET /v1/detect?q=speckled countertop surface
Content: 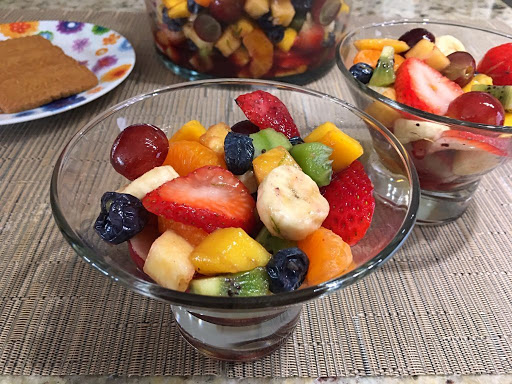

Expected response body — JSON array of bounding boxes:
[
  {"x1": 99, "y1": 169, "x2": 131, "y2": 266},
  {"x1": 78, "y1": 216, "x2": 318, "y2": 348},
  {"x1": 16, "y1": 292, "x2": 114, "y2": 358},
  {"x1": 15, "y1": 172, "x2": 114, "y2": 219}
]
[{"x1": 0, "y1": 0, "x2": 511, "y2": 383}]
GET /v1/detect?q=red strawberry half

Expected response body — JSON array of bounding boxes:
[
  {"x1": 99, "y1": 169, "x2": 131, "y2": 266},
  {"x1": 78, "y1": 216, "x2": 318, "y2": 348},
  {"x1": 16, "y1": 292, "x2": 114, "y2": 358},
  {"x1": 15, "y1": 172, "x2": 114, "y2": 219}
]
[
  {"x1": 320, "y1": 161, "x2": 375, "y2": 246},
  {"x1": 142, "y1": 166, "x2": 255, "y2": 233},
  {"x1": 395, "y1": 58, "x2": 463, "y2": 115},
  {"x1": 235, "y1": 90, "x2": 300, "y2": 138},
  {"x1": 477, "y1": 43, "x2": 512, "y2": 86}
]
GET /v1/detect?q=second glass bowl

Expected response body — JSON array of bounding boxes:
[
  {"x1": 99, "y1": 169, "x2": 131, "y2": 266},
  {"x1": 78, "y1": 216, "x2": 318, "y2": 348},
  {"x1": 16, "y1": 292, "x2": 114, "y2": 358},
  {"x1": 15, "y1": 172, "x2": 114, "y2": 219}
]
[
  {"x1": 145, "y1": 0, "x2": 351, "y2": 84},
  {"x1": 337, "y1": 19, "x2": 512, "y2": 225}
]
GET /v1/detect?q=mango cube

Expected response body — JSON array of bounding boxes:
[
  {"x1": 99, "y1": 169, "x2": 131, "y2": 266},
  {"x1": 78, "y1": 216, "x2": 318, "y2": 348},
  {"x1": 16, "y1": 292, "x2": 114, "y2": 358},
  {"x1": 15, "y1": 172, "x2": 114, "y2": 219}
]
[
  {"x1": 304, "y1": 122, "x2": 363, "y2": 172},
  {"x1": 252, "y1": 146, "x2": 301, "y2": 183}
]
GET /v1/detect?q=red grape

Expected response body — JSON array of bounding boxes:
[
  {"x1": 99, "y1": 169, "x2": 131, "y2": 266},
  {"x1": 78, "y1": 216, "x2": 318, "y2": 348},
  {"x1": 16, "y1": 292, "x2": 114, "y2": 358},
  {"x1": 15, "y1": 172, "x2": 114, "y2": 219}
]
[
  {"x1": 398, "y1": 28, "x2": 435, "y2": 50},
  {"x1": 231, "y1": 120, "x2": 260, "y2": 135},
  {"x1": 209, "y1": 0, "x2": 244, "y2": 23},
  {"x1": 312, "y1": 0, "x2": 341, "y2": 26},
  {"x1": 110, "y1": 124, "x2": 169, "y2": 180},
  {"x1": 193, "y1": 14, "x2": 221, "y2": 42},
  {"x1": 441, "y1": 52, "x2": 476, "y2": 87},
  {"x1": 445, "y1": 92, "x2": 505, "y2": 126}
]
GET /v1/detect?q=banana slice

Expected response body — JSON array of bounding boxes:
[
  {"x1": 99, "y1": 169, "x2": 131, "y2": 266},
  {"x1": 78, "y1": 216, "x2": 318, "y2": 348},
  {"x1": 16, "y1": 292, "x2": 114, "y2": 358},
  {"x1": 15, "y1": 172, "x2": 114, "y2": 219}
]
[
  {"x1": 118, "y1": 165, "x2": 179, "y2": 199},
  {"x1": 256, "y1": 165, "x2": 329, "y2": 241},
  {"x1": 393, "y1": 119, "x2": 449, "y2": 144},
  {"x1": 435, "y1": 35, "x2": 466, "y2": 56}
]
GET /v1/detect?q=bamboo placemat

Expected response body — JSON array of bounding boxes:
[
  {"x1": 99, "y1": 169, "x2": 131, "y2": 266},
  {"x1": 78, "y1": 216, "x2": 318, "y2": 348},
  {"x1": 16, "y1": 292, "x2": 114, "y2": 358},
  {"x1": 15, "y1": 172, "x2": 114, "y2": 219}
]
[{"x1": 0, "y1": 9, "x2": 511, "y2": 378}]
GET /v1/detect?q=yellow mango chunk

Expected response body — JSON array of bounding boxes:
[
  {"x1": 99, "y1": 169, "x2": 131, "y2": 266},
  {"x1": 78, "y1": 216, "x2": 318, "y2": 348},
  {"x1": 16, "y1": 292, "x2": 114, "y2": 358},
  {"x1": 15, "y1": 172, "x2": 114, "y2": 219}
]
[
  {"x1": 191, "y1": 228, "x2": 271, "y2": 275},
  {"x1": 168, "y1": 1, "x2": 191, "y2": 18},
  {"x1": 354, "y1": 38, "x2": 409, "y2": 53},
  {"x1": 277, "y1": 28, "x2": 297, "y2": 52},
  {"x1": 199, "y1": 122, "x2": 231, "y2": 156},
  {"x1": 169, "y1": 120, "x2": 207, "y2": 143},
  {"x1": 304, "y1": 122, "x2": 363, "y2": 172},
  {"x1": 252, "y1": 146, "x2": 301, "y2": 183},
  {"x1": 232, "y1": 17, "x2": 255, "y2": 38},
  {"x1": 462, "y1": 74, "x2": 493, "y2": 92},
  {"x1": 504, "y1": 112, "x2": 512, "y2": 127}
]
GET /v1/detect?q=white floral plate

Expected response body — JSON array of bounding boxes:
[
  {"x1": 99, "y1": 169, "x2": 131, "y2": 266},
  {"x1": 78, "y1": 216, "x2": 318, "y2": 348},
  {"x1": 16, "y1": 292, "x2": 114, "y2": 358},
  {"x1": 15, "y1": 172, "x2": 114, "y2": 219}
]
[{"x1": 0, "y1": 20, "x2": 136, "y2": 125}]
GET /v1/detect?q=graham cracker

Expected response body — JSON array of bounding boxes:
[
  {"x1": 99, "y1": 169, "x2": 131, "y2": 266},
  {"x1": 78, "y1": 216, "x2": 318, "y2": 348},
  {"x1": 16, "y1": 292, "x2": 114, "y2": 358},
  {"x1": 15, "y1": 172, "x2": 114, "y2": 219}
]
[{"x1": 0, "y1": 35, "x2": 98, "y2": 114}]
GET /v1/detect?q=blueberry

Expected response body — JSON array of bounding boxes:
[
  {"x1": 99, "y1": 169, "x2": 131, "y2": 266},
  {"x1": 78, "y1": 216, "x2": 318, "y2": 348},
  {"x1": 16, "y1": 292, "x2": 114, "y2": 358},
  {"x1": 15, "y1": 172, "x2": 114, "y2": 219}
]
[
  {"x1": 257, "y1": 13, "x2": 285, "y2": 43},
  {"x1": 349, "y1": 62, "x2": 374, "y2": 84},
  {"x1": 224, "y1": 132, "x2": 255, "y2": 175},
  {"x1": 94, "y1": 192, "x2": 148, "y2": 244},
  {"x1": 266, "y1": 247, "x2": 309, "y2": 293},
  {"x1": 322, "y1": 32, "x2": 336, "y2": 48},
  {"x1": 187, "y1": 0, "x2": 203, "y2": 13},
  {"x1": 289, "y1": 136, "x2": 304, "y2": 146},
  {"x1": 291, "y1": 0, "x2": 313, "y2": 12},
  {"x1": 162, "y1": 8, "x2": 187, "y2": 31}
]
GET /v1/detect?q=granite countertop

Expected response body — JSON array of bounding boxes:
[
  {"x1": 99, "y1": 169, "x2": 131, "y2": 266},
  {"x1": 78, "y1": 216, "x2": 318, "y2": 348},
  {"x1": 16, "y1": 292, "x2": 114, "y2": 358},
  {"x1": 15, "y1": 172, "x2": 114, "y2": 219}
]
[{"x1": 0, "y1": 0, "x2": 511, "y2": 383}]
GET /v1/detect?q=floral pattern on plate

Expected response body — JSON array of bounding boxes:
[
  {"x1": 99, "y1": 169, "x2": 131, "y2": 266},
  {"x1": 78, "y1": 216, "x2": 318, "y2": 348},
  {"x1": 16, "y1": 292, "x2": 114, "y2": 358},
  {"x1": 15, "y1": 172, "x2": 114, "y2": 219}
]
[{"x1": 0, "y1": 20, "x2": 136, "y2": 125}]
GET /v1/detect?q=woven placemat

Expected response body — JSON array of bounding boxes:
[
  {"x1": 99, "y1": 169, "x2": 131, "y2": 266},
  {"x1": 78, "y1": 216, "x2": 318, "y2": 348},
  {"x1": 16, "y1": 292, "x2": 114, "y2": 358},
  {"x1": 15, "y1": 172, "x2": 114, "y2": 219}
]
[{"x1": 1, "y1": 9, "x2": 511, "y2": 378}]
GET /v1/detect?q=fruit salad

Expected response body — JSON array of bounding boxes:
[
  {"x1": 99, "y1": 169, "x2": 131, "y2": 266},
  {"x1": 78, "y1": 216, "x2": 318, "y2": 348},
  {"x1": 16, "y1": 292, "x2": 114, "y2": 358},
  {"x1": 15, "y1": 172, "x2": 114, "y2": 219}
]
[
  {"x1": 146, "y1": 0, "x2": 350, "y2": 80},
  {"x1": 94, "y1": 90, "x2": 375, "y2": 297},
  {"x1": 347, "y1": 29, "x2": 512, "y2": 192}
]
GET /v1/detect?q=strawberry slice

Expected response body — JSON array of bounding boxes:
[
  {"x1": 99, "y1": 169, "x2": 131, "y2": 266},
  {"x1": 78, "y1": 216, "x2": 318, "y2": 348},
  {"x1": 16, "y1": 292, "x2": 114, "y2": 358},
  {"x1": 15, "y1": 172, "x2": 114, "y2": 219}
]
[
  {"x1": 274, "y1": 50, "x2": 310, "y2": 69},
  {"x1": 142, "y1": 166, "x2": 255, "y2": 233},
  {"x1": 320, "y1": 161, "x2": 375, "y2": 246},
  {"x1": 235, "y1": 90, "x2": 300, "y2": 138},
  {"x1": 477, "y1": 43, "x2": 512, "y2": 86},
  {"x1": 293, "y1": 24, "x2": 324, "y2": 53},
  {"x1": 429, "y1": 130, "x2": 511, "y2": 157},
  {"x1": 395, "y1": 58, "x2": 463, "y2": 115}
]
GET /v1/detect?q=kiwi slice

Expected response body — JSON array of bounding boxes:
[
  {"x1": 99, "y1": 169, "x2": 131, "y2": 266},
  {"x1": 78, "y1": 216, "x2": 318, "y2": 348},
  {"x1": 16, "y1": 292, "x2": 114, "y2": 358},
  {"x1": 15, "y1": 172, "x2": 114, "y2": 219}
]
[
  {"x1": 290, "y1": 142, "x2": 333, "y2": 187},
  {"x1": 471, "y1": 84, "x2": 512, "y2": 112},
  {"x1": 189, "y1": 268, "x2": 269, "y2": 297},
  {"x1": 250, "y1": 128, "x2": 292, "y2": 157},
  {"x1": 255, "y1": 227, "x2": 297, "y2": 255},
  {"x1": 369, "y1": 46, "x2": 396, "y2": 87}
]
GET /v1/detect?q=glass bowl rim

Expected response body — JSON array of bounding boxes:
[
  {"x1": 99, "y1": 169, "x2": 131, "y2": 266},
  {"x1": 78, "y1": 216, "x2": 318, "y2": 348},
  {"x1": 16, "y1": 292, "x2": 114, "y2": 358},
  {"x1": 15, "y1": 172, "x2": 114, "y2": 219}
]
[
  {"x1": 50, "y1": 78, "x2": 420, "y2": 310},
  {"x1": 336, "y1": 18, "x2": 512, "y2": 133}
]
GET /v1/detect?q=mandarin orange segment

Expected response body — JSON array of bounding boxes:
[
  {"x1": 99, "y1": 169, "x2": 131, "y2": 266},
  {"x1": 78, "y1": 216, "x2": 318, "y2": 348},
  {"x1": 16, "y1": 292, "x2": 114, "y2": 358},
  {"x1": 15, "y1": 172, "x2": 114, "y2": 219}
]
[
  {"x1": 243, "y1": 28, "x2": 273, "y2": 78},
  {"x1": 297, "y1": 227, "x2": 353, "y2": 286},
  {"x1": 169, "y1": 120, "x2": 207, "y2": 143},
  {"x1": 162, "y1": 140, "x2": 225, "y2": 176},
  {"x1": 158, "y1": 217, "x2": 208, "y2": 246},
  {"x1": 353, "y1": 49, "x2": 404, "y2": 71}
]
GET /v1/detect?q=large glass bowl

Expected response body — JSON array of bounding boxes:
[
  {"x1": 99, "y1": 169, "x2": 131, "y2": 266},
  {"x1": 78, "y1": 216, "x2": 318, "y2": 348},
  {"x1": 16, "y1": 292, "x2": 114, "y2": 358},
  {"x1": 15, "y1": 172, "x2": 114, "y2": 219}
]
[
  {"x1": 50, "y1": 79, "x2": 419, "y2": 361},
  {"x1": 144, "y1": 0, "x2": 351, "y2": 84},
  {"x1": 337, "y1": 19, "x2": 512, "y2": 225}
]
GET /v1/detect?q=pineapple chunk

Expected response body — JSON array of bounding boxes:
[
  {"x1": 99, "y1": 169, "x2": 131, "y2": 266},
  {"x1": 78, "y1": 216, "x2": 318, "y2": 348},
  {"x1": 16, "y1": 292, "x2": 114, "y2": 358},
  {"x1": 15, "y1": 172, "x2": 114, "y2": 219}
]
[
  {"x1": 168, "y1": 1, "x2": 191, "y2": 18},
  {"x1": 215, "y1": 28, "x2": 241, "y2": 57},
  {"x1": 143, "y1": 230, "x2": 195, "y2": 291},
  {"x1": 199, "y1": 122, "x2": 231, "y2": 155},
  {"x1": 244, "y1": 0, "x2": 270, "y2": 19},
  {"x1": 277, "y1": 28, "x2": 297, "y2": 52},
  {"x1": 462, "y1": 74, "x2": 493, "y2": 93},
  {"x1": 252, "y1": 146, "x2": 301, "y2": 183},
  {"x1": 270, "y1": 0, "x2": 295, "y2": 27},
  {"x1": 169, "y1": 120, "x2": 207, "y2": 143},
  {"x1": 191, "y1": 228, "x2": 271, "y2": 275},
  {"x1": 304, "y1": 122, "x2": 363, "y2": 172},
  {"x1": 405, "y1": 39, "x2": 450, "y2": 71},
  {"x1": 233, "y1": 18, "x2": 255, "y2": 38}
]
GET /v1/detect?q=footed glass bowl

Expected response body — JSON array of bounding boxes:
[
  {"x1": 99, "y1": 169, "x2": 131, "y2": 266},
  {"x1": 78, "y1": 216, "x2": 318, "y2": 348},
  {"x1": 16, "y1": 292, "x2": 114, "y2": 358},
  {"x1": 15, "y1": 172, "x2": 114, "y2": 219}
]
[
  {"x1": 51, "y1": 79, "x2": 419, "y2": 361},
  {"x1": 337, "y1": 19, "x2": 512, "y2": 225}
]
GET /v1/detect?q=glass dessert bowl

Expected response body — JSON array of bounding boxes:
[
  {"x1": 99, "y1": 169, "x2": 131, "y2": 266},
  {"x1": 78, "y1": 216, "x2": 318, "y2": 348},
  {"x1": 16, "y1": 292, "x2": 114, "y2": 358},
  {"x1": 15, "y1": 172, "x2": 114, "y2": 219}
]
[
  {"x1": 337, "y1": 19, "x2": 512, "y2": 225},
  {"x1": 144, "y1": 0, "x2": 351, "y2": 84},
  {"x1": 50, "y1": 79, "x2": 419, "y2": 361}
]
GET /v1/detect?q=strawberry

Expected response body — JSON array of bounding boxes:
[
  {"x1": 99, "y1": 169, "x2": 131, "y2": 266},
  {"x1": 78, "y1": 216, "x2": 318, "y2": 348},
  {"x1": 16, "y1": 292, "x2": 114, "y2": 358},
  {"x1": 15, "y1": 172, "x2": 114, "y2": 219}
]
[
  {"x1": 395, "y1": 58, "x2": 463, "y2": 115},
  {"x1": 274, "y1": 50, "x2": 310, "y2": 69},
  {"x1": 320, "y1": 161, "x2": 375, "y2": 246},
  {"x1": 293, "y1": 24, "x2": 324, "y2": 53},
  {"x1": 477, "y1": 43, "x2": 512, "y2": 86},
  {"x1": 142, "y1": 166, "x2": 255, "y2": 233},
  {"x1": 429, "y1": 130, "x2": 511, "y2": 157},
  {"x1": 235, "y1": 90, "x2": 300, "y2": 138}
]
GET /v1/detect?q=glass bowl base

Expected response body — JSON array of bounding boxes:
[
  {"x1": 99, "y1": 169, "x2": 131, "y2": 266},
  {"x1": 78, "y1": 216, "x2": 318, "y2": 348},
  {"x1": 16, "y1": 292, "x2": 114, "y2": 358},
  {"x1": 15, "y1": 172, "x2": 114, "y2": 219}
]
[
  {"x1": 416, "y1": 181, "x2": 480, "y2": 225},
  {"x1": 172, "y1": 305, "x2": 302, "y2": 361},
  {"x1": 155, "y1": 48, "x2": 335, "y2": 86}
]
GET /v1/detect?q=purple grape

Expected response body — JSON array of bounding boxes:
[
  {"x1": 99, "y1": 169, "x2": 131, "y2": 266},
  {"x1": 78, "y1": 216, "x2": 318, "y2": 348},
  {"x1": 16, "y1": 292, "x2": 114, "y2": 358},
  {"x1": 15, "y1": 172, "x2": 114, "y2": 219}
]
[
  {"x1": 193, "y1": 14, "x2": 221, "y2": 42},
  {"x1": 442, "y1": 51, "x2": 476, "y2": 87},
  {"x1": 398, "y1": 28, "x2": 435, "y2": 50},
  {"x1": 231, "y1": 120, "x2": 260, "y2": 135},
  {"x1": 209, "y1": 0, "x2": 244, "y2": 23}
]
